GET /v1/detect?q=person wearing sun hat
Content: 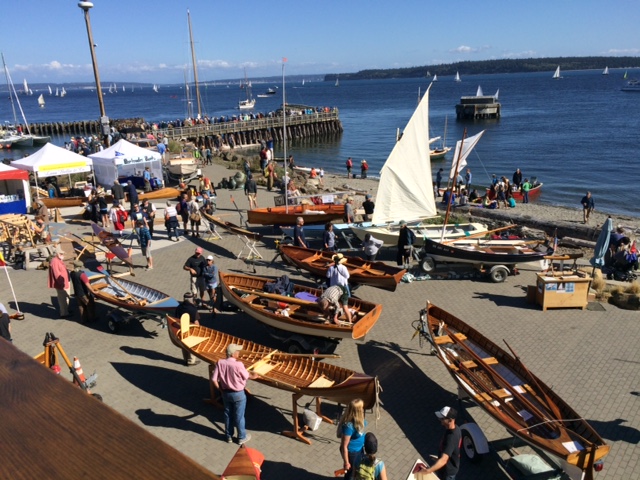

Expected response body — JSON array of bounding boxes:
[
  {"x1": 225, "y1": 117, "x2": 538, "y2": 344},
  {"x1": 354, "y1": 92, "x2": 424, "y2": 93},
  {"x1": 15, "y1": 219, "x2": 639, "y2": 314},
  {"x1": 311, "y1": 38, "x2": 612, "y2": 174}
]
[
  {"x1": 421, "y1": 406, "x2": 461, "y2": 479},
  {"x1": 327, "y1": 252, "x2": 351, "y2": 297}
]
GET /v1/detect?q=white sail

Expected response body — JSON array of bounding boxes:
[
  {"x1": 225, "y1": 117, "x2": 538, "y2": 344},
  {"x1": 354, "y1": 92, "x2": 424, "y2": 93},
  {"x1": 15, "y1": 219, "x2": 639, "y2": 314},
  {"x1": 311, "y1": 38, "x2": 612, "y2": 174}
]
[
  {"x1": 553, "y1": 66, "x2": 561, "y2": 79},
  {"x1": 433, "y1": 74, "x2": 438, "y2": 82},
  {"x1": 38, "y1": 94, "x2": 45, "y2": 107},
  {"x1": 55, "y1": 87, "x2": 59, "y2": 96},
  {"x1": 153, "y1": 84, "x2": 158, "y2": 93},
  {"x1": 372, "y1": 84, "x2": 436, "y2": 224},
  {"x1": 23, "y1": 78, "x2": 29, "y2": 94},
  {"x1": 603, "y1": 66, "x2": 609, "y2": 75},
  {"x1": 335, "y1": 76, "x2": 339, "y2": 87},
  {"x1": 476, "y1": 85, "x2": 483, "y2": 96},
  {"x1": 60, "y1": 87, "x2": 66, "y2": 97},
  {"x1": 455, "y1": 71, "x2": 461, "y2": 82},
  {"x1": 448, "y1": 130, "x2": 486, "y2": 179},
  {"x1": 48, "y1": 85, "x2": 52, "y2": 95},
  {"x1": 494, "y1": 89, "x2": 500, "y2": 100}
]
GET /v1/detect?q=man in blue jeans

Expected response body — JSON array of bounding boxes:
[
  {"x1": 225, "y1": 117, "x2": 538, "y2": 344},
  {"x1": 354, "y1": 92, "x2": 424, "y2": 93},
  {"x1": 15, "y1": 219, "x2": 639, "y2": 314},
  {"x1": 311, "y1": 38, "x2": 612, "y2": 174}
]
[{"x1": 211, "y1": 343, "x2": 258, "y2": 444}]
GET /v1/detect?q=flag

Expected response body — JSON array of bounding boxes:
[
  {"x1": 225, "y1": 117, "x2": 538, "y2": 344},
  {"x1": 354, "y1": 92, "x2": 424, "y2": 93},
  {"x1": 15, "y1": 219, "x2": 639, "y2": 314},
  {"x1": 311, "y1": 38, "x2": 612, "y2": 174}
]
[
  {"x1": 282, "y1": 57, "x2": 288, "y2": 63},
  {"x1": 0, "y1": 251, "x2": 5, "y2": 267}
]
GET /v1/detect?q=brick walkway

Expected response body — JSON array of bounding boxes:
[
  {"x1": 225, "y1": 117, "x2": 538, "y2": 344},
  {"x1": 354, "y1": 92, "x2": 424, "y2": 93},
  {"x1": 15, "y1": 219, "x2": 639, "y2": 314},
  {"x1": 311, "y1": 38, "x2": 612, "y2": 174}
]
[{"x1": 6, "y1": 162, "x2": 638, "y2": 479}]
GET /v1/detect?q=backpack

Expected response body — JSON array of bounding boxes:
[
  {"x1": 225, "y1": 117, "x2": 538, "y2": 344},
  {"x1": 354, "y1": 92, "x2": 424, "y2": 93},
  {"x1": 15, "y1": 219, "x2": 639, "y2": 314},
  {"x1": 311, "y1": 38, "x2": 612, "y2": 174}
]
[
  {"x1": 355, "y1": 458, "x2": 380, "y2": 480},
  {"x1": 346, "y1": 159, "x2": 353, "y2": 168}
]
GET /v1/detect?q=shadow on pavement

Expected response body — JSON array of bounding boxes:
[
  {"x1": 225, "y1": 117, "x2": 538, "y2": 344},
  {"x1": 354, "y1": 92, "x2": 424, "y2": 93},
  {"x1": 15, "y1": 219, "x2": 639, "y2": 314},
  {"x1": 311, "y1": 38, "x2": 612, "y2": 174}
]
[
  {"x1": 586, "y1": 418, "x2": 640, "y2": 444},
  {"x1": 262, "y1": 461, "x2": 328, "y2": 479}
]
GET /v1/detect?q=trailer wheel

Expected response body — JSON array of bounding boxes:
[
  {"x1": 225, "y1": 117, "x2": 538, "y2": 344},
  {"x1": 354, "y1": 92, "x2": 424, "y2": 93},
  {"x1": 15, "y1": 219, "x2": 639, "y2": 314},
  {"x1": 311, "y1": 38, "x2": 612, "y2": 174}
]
[
  {"x1": 489, "y1": 265, "x2": 510, "y2": 283},
  {"x1": 421, "y1": 256, "x2": 436, "y2": 273},
  {"x1": 282, "y1": 236, "x2": 293, "y2": 245},
  {"x1": 106, "y1": 313, "x2": 120, "y2": 334},
  {"x1": 462, "y1": 431, "x2": 484, "y2": 463}
]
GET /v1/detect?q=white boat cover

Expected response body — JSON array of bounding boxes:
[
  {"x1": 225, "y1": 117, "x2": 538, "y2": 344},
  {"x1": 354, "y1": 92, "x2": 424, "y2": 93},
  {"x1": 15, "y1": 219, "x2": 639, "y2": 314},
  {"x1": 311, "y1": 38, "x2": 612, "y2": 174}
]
[{"x1": 372, "y1": 84, "x2": 436, "y2": 224}]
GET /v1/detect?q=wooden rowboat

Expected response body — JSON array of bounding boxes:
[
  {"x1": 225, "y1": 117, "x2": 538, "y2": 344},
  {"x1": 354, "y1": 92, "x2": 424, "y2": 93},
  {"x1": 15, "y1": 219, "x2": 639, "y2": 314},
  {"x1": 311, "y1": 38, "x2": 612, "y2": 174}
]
[
  {"x1": 202, "y1": 211, "x2": 262, "y2": 241},
  {"x1": 166, "y1": 315, "x2": 379, "y2": 410},
  {"x1": 279, "y1": 245, "x2": 406, "y2": 292},
  {"x1": 247, "y1": 204, "x2": 344, "y2": 225},
  {"x1": 39, "y1": 187, "x2": 181, "y2": 209},
  {"x1": 219, "y1": 272, "x2": 382, "y2": 339},
  {"x1": 42, "y1": 196, "x2": 86, "y2": 208},
  {"x1": 85, "y1": 270, "x2": 179, "y2": 314},
  {"x1": 487, "y1": 182, "x2": 543, "y2": 202},
  {"x1": 221, "y1": 445, "x2": 264, "y2": 479},
  {"x1": 137, "y1": 187, "x2": 182, "y2": 202},
  {"x1": 418, "y1": 303, "x2": 609, "y2": 476},
  {"x1": 91, "y1": 222, "x2": 133, "y2": 265}
]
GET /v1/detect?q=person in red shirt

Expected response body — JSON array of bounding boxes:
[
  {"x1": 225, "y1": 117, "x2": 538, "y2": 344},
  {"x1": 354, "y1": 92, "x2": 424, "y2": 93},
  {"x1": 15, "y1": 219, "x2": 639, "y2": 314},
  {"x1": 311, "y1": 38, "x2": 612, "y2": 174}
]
[{"x1": 48, "y1": 250, "x2": 71, "y2": 318}]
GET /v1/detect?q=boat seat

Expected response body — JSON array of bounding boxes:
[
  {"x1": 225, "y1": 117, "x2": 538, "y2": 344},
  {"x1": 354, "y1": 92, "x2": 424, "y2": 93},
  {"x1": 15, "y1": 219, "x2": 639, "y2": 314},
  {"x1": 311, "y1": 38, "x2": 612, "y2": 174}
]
[
  {"x1": 249, "y1": 359, "x2": 277, "y2": 376},
  {"x1": 474, "y1": 384, "x2": 530, "y2": 403},
  {"x1": 461, "y1": 357, "x2": 499, "y2": 369},
  {"x1": 308, "y1": 375, "x2": 335, "y2": 388},
  {"x1": 240, "y1": 293, "x2": 260, "y2": 303},
  {"x1": 179, "y1": 314, "x2": 207, "y2": 348},
  {"x1": 434, "y1": 333, "x2": 467, "y2": 345}
]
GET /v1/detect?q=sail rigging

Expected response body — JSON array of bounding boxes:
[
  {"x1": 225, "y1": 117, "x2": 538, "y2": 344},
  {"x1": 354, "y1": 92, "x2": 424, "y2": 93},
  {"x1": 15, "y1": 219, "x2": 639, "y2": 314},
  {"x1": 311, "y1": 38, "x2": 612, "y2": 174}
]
[{"x1": 187, "y1": 9, "x2": 202, "y2": 118}]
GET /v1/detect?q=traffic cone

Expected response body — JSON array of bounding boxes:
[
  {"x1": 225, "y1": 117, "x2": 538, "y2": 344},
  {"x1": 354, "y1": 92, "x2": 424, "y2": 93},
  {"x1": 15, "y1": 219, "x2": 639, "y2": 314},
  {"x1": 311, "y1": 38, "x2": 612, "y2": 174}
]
[{"x1": 73, "y1": 356, "x2": 87, "y2": 387}]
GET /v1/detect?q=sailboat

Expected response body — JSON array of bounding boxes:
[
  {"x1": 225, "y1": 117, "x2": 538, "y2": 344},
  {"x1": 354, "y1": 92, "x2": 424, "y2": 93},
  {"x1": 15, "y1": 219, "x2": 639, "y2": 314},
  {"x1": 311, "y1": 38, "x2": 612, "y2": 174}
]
[
  {"x1": 302, "y1": 78, "x2": 305, "y2": 86},
  {"x1": 432, "y1": 74, "x2": 438, "y2": 82},
  {"x1": 55, "y1": 87, "x2": 59, "y2": 96},
  {"x1": 430, "y1": 115, "x2": 452, "y2": 161},
  {"x1": 602, "y1": 66, "x2": 609, "y2": 75},
  {"x1": 60, "y1": 87, "x2": 66, "y2": 97},
  {"x1": 37, "y1": 94, "x2": 45, "y2": 108},
  {"x1": 335, "y1": 75, "x2": 339, "y2": 87},
  {"x1": 350, "y1": 85, "x2": 486, "y2": 246},
  {"x1": 238, "y1": 69, "x2": 255, "y2": 109},
  {"x1": 454, "y1": 71, "x2": 461, "y2": 82},
  {"x1": 22, "y1": 78, "x2": 31, "y2": 95},
  {"x1": 152, "y1": 84, "x2": 159, "y2": 93},
  {"x1": 553, "y1": 66, "x2": 562, "y2": 79},
  {"x1": 48, "y1": 85, "x2": 52, "y2": 95}
]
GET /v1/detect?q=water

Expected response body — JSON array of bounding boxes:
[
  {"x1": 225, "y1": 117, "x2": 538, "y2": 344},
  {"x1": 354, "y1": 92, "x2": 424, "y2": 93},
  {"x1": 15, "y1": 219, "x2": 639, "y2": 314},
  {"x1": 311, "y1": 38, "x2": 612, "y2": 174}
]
[{"x1": 2, "y1": 70, "x2": 638, "y2": 216}]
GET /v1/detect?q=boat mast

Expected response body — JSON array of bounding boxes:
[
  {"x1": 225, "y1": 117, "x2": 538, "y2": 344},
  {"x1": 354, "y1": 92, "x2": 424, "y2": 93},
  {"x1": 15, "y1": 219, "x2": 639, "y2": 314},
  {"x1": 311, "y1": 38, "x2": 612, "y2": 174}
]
[
  {"x1": 187, "y1": 9, "x2": 202, "y2": 118},
  {"x1": 282, "y1": 58, "x2": 288, "y2": 213},
  {"x1": 440, "y1": 128, "x2": 467, "y2": 241},
  {"x1": 1, "y1": 53, "x2": 31, "y2": 134}
]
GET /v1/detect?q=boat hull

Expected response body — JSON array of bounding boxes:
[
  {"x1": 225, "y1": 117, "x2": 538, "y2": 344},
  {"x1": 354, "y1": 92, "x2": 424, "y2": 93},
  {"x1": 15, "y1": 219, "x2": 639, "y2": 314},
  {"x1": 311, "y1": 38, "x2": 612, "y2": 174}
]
[
  {"x1": 247, "y1": 204, "x2": 345, "y2": 226},
  {"x1": 487, "y1": 183, "x2": 543, "y2": 202},
  {"x1": 279, "y1": 245, "x2": 405, "y2": 291},
  {"x1": 351, "y1": 222, "x2": 488, "y2": 247},
  {"x1": 166, "y1": 317, "x2": 379, "y2": 409},
  {"x1": 429, "y1": 147, "x2": 451, "y2": 160},
  {"x1": 421, "y1": 237, "x2": 548, "y2": 266},
  {"x1": 91, "y1": 222, "x2": 133, "y2": 265},
  {"x1": 423, "y1": 303, "x2": 610, "y2": 471},
  {"x1": 202, "y1": 212, "x2": 261, "y2": 241},
  {"x1": 219, "y1": 272, "x2": 382, "y2": 339},
  {"x1": 138, "y1": 187, "x2": 182, "y2": 202}
]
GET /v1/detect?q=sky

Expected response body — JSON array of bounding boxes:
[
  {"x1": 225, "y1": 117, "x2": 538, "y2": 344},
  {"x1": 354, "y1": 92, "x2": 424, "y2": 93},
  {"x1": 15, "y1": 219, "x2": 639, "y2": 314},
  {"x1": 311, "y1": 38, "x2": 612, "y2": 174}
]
[{"x1": 1, "y1": 0, "x2": 638, "y2": 85}]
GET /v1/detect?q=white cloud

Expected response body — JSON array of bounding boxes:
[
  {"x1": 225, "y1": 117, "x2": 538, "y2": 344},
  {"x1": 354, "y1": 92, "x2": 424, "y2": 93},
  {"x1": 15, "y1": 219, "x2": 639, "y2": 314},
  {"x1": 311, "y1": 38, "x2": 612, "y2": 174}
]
[
  {"x1": 452, "y1": 45, "x2": 475, "y2": 54},
  {"x1": 607, "y1": 48, "x2": 640, "y2": 55},
  {"x1": 501, "y1": 50, "x2": 538, "y2": 59}
]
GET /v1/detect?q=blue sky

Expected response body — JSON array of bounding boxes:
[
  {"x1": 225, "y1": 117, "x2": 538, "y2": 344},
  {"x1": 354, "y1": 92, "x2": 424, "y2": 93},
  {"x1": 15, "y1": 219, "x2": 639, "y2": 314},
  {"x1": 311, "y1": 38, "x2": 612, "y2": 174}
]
[{"x1": 1, "y1": 0, "x2": 638, "y2": 84}]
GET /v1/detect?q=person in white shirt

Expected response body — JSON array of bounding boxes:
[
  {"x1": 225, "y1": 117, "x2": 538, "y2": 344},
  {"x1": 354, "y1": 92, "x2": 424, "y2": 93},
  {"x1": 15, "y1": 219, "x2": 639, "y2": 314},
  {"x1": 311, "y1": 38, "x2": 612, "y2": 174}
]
[{"x1": 327, "y1": 253, "x2": 351, "y2": 296}]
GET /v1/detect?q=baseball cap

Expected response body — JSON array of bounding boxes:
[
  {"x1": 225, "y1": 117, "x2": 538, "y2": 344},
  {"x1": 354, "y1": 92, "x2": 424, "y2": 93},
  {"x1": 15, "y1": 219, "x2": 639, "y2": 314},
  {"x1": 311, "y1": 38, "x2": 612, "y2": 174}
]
[
  {"x1": 227, "y1": 344, "x2": 243, "y2": 356},
  {"x1": 364, "y1": 432, "x2": 378, "y2": 454},
  {"x1": 435, "y1": 406, "x2": 457, "y2": 420},
  {"x1": 399, "y1": 220, "x2": 407, "y2": 226},
  {"x1": 195, "y1": 247, "x2": 203, "y2": 254},
  {"x1": 207, "y1": 255, "x2": 214, "y2": 260}
]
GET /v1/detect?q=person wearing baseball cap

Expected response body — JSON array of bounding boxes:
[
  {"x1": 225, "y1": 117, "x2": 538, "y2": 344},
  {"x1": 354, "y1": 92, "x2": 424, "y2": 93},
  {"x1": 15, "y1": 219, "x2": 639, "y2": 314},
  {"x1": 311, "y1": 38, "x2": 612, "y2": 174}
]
[
  {"x1": 175, "y1": 292, "x2": 201, "y2": 366},
  {"x1": 211, "y1": 343, "x2": 259, "y2": 445},
  {"x1": 183, "y1": 247, "x2": 207, "y2": 304},
  {"x1": 421, "y1": 406, "x2": 461, "y2": 478}
]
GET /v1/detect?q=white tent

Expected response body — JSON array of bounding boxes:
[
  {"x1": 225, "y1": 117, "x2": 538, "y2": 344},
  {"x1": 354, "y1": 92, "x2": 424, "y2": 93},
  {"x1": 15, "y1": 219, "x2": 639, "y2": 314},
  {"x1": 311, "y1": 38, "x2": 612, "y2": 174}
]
[
  {"x1": 89, "y1": 139, "x2": 162, "y2": 189},
  {"x1": 12, "y1": 143, "x2": 93, "y2": 177},
  {"x1": 0, "y1": 163, "x2": 31, "y2": 214}
]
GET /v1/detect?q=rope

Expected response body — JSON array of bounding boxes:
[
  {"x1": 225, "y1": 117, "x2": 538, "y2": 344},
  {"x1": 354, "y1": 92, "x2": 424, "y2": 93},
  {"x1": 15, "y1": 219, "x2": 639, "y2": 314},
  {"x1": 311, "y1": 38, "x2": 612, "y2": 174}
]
[{"x1": 374, "y1": 377, "x2": 383, "y2": 428}]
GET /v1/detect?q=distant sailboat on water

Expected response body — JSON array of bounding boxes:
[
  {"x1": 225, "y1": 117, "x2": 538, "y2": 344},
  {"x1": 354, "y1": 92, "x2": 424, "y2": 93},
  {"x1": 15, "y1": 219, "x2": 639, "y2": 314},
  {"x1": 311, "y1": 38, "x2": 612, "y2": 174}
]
[
  {"x1": 55, "y1": 87, "x2": 59, "y2": 96},
  {"x1": 60, "y1": 87, "x2": 66, "y2": 97},
  {"x1": 433, "y1": 74, "x2": 438, "y2": 82},
  {"x1": 454, "y1": 71, "x2": 461, "y2": 82},
  {"x1": 153, "y1": 84, "x2": 159, "y2": 93},
  {"x1": 602, "y1": 66, "x2": 609, "y2": 75},
  {"x1": 38, "y1": 94, "x2": 45, "y2": 108},
  {"x1": 48, "y1": 85, "x2": 52, "y2": 95},
  {"x1": 23, "y1": 78, "x2": 31, "y2": 95},
  {"x1": 335, "y1": 75, "x2": 339, "y2": 87},
  {"x1": 553, "y1": 66, "x2": 562, "y2": 79},
  {"x1": 302, "y1": 78, "x2": 305, "y2": 86}
]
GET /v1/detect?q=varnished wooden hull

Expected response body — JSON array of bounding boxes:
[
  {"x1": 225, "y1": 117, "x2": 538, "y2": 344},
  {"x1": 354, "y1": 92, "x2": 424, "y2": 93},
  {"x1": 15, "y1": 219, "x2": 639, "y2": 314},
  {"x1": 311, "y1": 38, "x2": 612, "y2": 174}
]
[
  {"x1": 219, "y1": 272, "x2": 382, "y2": 339},
  {"x1": 42, "y1": 196, "x2": 86, "y2": 208},
  {"x1": 202, "y1": 212, "x2": 262, "y2": 241},
  {"x1": 247, "y1": 204, "x2": 345, "y2": 225},
  {"x1": 421, "y1": 237, "x2": 548, "y2": 266},
  {"x1": 167, "y1": 317, "x2": 379, "y2": 410},
  {"x1": 138, "y1": 187, "x2": 182, "y2": 202},
  {"x1": 422, "y1": 303, "x2": 609, "y2": 472},
  {"x1": 280, "y1": 245, "x2": 405, "y2": 292},
  {"x1": 91, "y1": 222, "x2": 133, "y2": 265},
  {"x1": 222, "y1": 445, "x2": 264, "y2": 479}
]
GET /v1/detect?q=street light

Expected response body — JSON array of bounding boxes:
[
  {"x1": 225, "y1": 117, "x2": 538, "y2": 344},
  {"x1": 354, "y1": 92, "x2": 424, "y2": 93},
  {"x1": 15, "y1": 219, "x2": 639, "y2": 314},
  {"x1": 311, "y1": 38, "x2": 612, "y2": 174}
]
[{"x1": 78, "y1": 1, "x2": 109, "y2": 145}]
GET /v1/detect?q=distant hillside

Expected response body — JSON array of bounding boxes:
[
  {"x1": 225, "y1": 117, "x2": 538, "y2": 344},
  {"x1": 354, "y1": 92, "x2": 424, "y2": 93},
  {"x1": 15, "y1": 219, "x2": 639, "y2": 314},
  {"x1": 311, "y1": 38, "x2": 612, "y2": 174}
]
[{"x1": 324, "y1": 56, "x2": 640, "y2": 81}]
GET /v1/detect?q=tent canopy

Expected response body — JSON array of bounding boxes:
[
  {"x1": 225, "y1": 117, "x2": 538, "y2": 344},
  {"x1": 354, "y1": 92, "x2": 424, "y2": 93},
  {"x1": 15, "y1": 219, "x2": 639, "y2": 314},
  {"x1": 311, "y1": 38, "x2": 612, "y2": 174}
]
[
  {"x1": 11, "y1": 143, "x2": 92, "y2": 177},
  {"x1": 0, "y1": 163, "x2": 29, "y2": 181},
  {"x1": 89, "y1": 139, "x2": 162, "y2": 188}
]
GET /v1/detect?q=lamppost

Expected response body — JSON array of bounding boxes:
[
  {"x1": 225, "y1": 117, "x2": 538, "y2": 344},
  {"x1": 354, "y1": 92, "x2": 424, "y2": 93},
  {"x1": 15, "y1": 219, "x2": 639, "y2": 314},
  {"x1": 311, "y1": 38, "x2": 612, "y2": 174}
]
[{"x1": 78, "y1": 1, "x2": 109, "y2": 145}]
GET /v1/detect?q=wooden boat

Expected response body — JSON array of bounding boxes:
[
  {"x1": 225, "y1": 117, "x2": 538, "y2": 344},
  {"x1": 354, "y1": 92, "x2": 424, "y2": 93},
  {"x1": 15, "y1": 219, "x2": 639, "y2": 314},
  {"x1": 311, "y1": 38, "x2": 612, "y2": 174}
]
[
  {"x1": 420, "y1": 302, "x2": 610, "y2": 476},
  {"x1": 85, "y1": 270, "x2": 179, "y2": 314},
  {"x1": 420, "y1": 237, "x2": 549, "y2": 267},
  {"x1": 405, "y1": 459, "x2": 438, "y2": 480},
  {"x1": 91, "y1": 222, "x2": 133, "y2": 265},
  {"x1": 247, "y1": 204, "x2": 345, "y2": 226},
  {"x1": 279, "y1": 245, "x2": 406, "y2": 292},
  {"x1": 351, "y1": 221, "x2": 488, "y2": 247},
  {"x1": 221, "y1": 445, "x2": 264, "y2": 479},
  {"x1": 137, "y1": 187, "x2": 182, "y2": 202},
  {"x1": 41, "y1": 196, "x2": 86, "y2": 208},
  {"x1": 202, "y1": 211, "x2": 262, "y2": 241},
  {"x1": 219, "y1": 272, "x2": 382, "y2": 339},
  {"x1": 487, "y1": 181, "x2": 543, "y2": 202},
  {"x1": 166, "y1": 315, "x2": 379, "y2": 410}
]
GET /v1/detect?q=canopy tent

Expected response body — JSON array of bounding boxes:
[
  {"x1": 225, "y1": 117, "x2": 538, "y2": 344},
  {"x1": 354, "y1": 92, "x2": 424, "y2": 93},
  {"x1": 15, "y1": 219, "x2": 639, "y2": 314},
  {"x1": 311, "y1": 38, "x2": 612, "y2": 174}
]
[
  {"x1": 0, "y1": 163, "x2": 31, "y2": 214},
  {"x1": 89, "y1": 139, "x2": 162, "y2": 189},
  {"x1": 11, "y1": 143, "x2": 93, "y2": 177}
]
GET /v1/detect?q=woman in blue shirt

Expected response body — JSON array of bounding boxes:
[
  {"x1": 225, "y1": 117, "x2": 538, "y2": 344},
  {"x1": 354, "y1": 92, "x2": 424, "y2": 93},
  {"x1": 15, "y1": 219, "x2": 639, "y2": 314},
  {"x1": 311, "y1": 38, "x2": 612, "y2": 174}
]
[{"x1": 339, "y1": 398, "x2": 367, "y2": 479}]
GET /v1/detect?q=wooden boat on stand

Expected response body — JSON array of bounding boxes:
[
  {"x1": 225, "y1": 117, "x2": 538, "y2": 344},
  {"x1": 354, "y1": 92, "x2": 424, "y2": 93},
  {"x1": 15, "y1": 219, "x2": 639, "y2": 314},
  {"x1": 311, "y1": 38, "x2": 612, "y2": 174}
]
[
  {"x1": 279, "y1": 245, "x2": 406, "y2": 292},
  {"x1": 417, "y1": 302, "x2": 609, "y2": 478},
  {"x1": 219, "y1": 272, "x2": 382, "y2": 339},
  {"x1": 247, "y1": 203, "x2": 345, "y2": 226},
  {"x1": 167, "y1": 314, "x2": 379, "y2": 444},
  {"x1": 91, "y1": 222, "x2": 133, "y2": 265},
  {"x1": 202, "y1": 211, "x2": 262, "y2": 241}
]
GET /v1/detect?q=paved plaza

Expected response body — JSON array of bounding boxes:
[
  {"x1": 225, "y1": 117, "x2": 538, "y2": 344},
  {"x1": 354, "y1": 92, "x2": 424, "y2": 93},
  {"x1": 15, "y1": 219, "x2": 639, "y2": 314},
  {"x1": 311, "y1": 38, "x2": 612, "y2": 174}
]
[{"x1": 5, "y1": 163, "x2": 639, "y2": 479}]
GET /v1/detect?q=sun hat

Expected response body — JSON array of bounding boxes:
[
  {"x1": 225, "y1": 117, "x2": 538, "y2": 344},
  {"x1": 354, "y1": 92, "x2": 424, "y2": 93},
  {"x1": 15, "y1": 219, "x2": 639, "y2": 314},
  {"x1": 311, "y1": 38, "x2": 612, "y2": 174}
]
[
  {"x1": 227, "y1": 344, "x2": 243, "y2": 356},
  {"x1": 435, "y1": 406, "x2": 457, "y2": 420},
  {"x1": 332, "y1": 253, "x2": 347, "y2": 264}
]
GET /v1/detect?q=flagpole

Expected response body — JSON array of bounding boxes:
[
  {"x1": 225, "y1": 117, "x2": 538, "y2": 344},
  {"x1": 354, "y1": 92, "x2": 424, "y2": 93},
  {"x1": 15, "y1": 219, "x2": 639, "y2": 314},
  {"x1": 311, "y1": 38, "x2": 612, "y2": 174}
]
[
  {"x1": 440, "y1": 129, "x2": 467, "y2": 242},
  {"x1": 282, "y1": 57, "x2": 288, "y2": 213}
]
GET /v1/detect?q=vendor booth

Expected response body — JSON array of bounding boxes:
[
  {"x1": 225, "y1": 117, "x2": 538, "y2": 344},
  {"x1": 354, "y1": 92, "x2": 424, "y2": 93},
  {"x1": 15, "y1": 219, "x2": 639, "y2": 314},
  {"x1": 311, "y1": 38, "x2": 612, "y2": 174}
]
[
  {"x1": 0, "y1": 163, "x2": 31, "y2": 214},
  {"x1": 89, "y1": 139, "x2": 163, "y2": 191},
  {"x1": 11, "y1": 143, "x2": 94, "y2": 198}
]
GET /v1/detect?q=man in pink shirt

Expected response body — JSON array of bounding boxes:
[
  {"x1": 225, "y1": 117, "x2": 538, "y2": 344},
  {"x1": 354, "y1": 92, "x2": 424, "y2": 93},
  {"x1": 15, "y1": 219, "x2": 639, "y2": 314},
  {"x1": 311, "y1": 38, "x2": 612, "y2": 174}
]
[
  {"x1": 211, "y1": 343, "x2": 258, "y2": 445},
  {"x1": 48, "y1": 250, "x2": 71, "y2": 318}
]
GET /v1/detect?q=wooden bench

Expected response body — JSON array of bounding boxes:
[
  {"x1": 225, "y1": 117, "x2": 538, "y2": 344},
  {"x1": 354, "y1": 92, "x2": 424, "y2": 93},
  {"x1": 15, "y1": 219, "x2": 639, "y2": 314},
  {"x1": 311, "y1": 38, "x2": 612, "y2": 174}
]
[
  {"x1": 434, "y1": 333, "x2": 468, "y2": 345},
  {"x1": 460, "y1": 357, "x2": 499, "y2": 369},
  {"x1": 179, "y1": 314, "x2": 207, "y2": 348},
  {"x1": 474, "y1": 384, "x2": 530, "y2": 403}
]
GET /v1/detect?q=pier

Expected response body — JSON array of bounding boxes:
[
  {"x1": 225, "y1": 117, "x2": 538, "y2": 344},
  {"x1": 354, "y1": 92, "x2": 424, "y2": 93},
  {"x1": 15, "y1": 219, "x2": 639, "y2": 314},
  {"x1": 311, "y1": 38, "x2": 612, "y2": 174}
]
[
  {"x1": 20, "y1": 109, "x2": 343, "y2": 147},
  {"x1": 455, "y1": 95, "x2": 501, "y2": 120}
]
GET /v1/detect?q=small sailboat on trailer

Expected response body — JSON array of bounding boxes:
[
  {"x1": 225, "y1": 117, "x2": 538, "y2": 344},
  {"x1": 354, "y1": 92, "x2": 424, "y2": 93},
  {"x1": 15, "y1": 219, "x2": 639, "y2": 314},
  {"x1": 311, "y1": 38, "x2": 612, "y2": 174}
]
[
  {"x1": 279, "y1": 245, "x2": 406, "y2": 292},
  {"x1": 219, "y1": 272, "x2": 382, "y2": 339},
  {"x1": 166, "y1": 315, "x2": 379, "y2": 444},
  {"x1": 416, "y1": 302, "x2": 610, "y2": 479}
]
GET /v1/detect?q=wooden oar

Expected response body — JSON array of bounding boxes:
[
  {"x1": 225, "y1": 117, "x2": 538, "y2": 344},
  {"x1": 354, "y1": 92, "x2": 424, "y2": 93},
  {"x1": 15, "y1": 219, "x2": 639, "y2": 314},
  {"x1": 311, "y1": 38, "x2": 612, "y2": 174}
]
[
  {"x1": 232, "y1": 287, "x2": 318, "y2": 307},
  {"x1": 443, "y1": 224, "x2": 517, "y2": 244},
  {"x1": 271, "y1": 353, "x2": 340, "y2": 359},
  {"x1": 96, "y1": 266, "x2": 145, "y2": 306}
]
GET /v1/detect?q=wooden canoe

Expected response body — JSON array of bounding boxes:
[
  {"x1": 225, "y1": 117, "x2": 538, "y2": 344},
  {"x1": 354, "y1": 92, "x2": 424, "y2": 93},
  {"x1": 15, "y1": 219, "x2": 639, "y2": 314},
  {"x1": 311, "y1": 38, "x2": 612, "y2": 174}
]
[
  {"x1": 420, "y1": 302, "x2": 609, "y2": 473},
  {"x1": 247, "y1": 204, "x2": 345, "y2": 225},
  {"x1": 219, "y1": 272, "x2": 382, "y2": 339},
  {"x1": 202, "y1": 211, "x2": 262, "y2": 241},
  {"x1": 279, "y1": 245, "x2": 406, "y2": 292},
  {"x1": 487, "y1": 182, "x2": 543, "y2": 202},
  {"x1": 137, "y1": 187, "x2": 182, "y2": 202},
  {"x1": 166, "y1": 315, "x2": 379, "y2": 410},
  {"x1": 221, "y1": 445, "x2": 264, "y2": 479},
  {"x1": 42, "y1": 196, "x2": 86, "y2": 208},
  {"x1": 85, "y1": 270, "x2": 179, "y2": 314},
  {"x1": 420, "y1": 237, "x2": 549, "y2": 266},
  {"x1": 91, "y1": 222, "x2": 133, "y2": 265}
]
